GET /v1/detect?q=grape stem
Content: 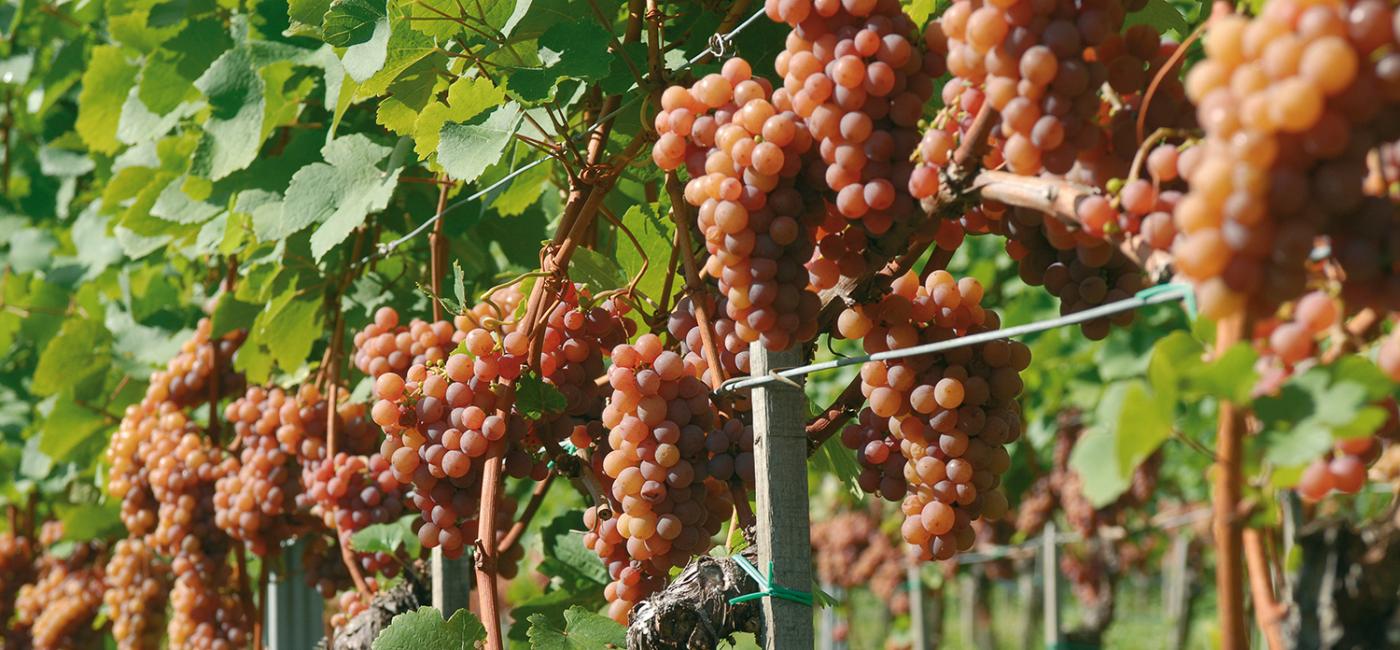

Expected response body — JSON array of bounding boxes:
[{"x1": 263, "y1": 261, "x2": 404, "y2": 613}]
[
  {"x1": 974, "y1": 170, "x2": 1171, "y2": 280},
  {"x1": 1320, "y1": 308, "x2": 1379, "y2": 365},
  {"x1": 663, "y1": 171, "x2": 729, "y2": 390},
  {"x1": 498, "y1": 472, "x2": 555, "y2": 553},
  {"x1": 1244, "y1": 528, "x2": 1287, "y2": 650},
  {"x1": 1213, "y1": 314, "x2": 1249, "y2": 650}
]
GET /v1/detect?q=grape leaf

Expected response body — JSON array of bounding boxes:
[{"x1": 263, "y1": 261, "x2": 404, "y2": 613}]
[
  {"x1": 322, "y1": 0, "x2": 385, "y2": 47},
  {"x1": 350, "y1": 514, "x2": 421, "y2": 557},
  {"x1": 1255, "y1": 359, "x2": 1395, "y2": 468},
  {"x1": 33, "y1": 319, "x2": 110, "y2": 397},
  {"x1": 59, "y1": 503, "x2": 124, "y2": 542},
  {"x1": 341, "y1": 16, "x2": 391, "y2": 82},
  {"x1": 437, "y1": 104, "x2": 521, "y2": 184},
  {"x1": 567, "y1": 247, "x2": 626, "y2": 294},
  {"x1": 1125, "y1": 0, "x2": 1191, "y2": 37},
  {"x1": 615, "y1": 203, "x2": 674, "y2": 301},
  {"x1": 372, "y1": 607, "x2": 486, "y2": 649},
  {"x1": 38, "y1": 392, "x2": 108, "y2": 462},
  {"x1": 1068, "y1": 425, "x2": 1132, "y2": 507},
  {"x1": 526, "y1": 607, "x2": 626, "y2": 650},
  {"x1": 516, "y1": 371, "x2": 566, "y2": 419},
  {"x1": 539, "y1": 512, "x2": 609, "y2": 588},
  {"x1": 289, "y1": 0, "x2": 333, "y2": 32},
  {"x1": 270, "y1": 134, "x2": 401, "y2": 257},
  {"x1": 76, "y1": 45, "x2": 139, "y2": 155},
  {"x1": 412, "y1": 76, "x2": 503, "y2": 162},
  {"x1": 191, "y1": 48, "x2": 267, "y2": 180}
]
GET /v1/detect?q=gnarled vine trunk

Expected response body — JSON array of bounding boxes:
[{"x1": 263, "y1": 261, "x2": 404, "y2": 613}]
[
  {"x1": 627, "y1": 548, "x2": 763, "y2": 650},
  {"x1": 1287, "y1": 515, "x2": 1400, "y2": 649}
]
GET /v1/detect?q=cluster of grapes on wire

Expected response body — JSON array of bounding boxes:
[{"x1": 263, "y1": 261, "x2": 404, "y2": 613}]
[{"x1": 837, "y1": 270, "x2": 1026, "y2": 561}]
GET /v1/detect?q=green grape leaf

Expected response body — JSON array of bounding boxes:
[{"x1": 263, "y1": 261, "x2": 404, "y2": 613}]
[
  {"x1": 489, "y1": 157, "x2": 551, "y2": 217},
  {"x1": 211, "y1": 294, "x2": 263, "y2": 338},
  {"x1": 515, "y1": 371, "x2": 566, "y2": 420},
  {"x1": 356, "y1": 13, "x2": 436, "y2": 96},
  {"x1": 526, "y1": 607, "x2": 627, "y2": 650},
  {"x1": 271, "y1": 134, "x2": 401, "y2": 257},
  {"x1": 71, "y1": 207, "x2": 124, "y2": 280},
  {"x1": 289, "y1": 0, "x2": 334, "y2": 32},
  {"x1": 191, "y1": 48, "x2": 267, "y2": 180},
  {"x1": 372, "y1": 607, "x2": 486, "y2": 649},
  {"x1": 1125, "y1": 0, "x2": 1191, "y2": 37},
  {"x1": 539, "y1": 511, "x2": 609, "y2": 589},
  {"x1": 1256, "y1": 361, "x2": 1393, "y2": 468},
  {"x1": 76, "y1": 45, "x2": 139, "y2": 155},
  {"x1": 266, "y1": 293, "x2": 324, "y2": 372},
  {"x1": 1103, "y1": 380, "x2": 1172, "y2": 481},
  {"x1": 1068, "y1": 425, "x2": 1132, "y2": 507},
  {"x1": 341, "y1": 16, "x2": 391, "y2": 82},
  {"x1": 567, "y1": 247, "x2": 626, "y2": 294},
  {"x1": 504, "y1": 21, "x2": 613, "y2": 103},
  {"x1": 33, "y1": 319, "x2": 111, "y2": 397},
  {"x1": 38, "y1": 392, "x2": 109, "y2": 463},
  {"x1": 350, "y1": 514, "x2": 421, "y2": 557},
  {"x1": 905, "y1": 0, "x2": 937, "y2": 25},
  {"x1": 615, "y1": 203, "x2": 674, "y2": 302},
  {"x1": 412, "y1": 76, "x2": 503, "y2": 162},
  {"x1": 437, "y1": 104, "x2": 521, "y2": 184},
  {"x1": 60, "y1": 503, "x2": 125, "y2": 542},
  {"x1": 322, "y1": 0, "x2": 385, "y2": 46}
]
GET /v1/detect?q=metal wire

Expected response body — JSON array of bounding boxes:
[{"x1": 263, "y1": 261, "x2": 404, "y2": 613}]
[
  {"x1": 716, "y1": 284, "x2": 1194, "y2": 394},
  {"x1": 365, "y1": 9, "x2": 770, "y2": 265}
]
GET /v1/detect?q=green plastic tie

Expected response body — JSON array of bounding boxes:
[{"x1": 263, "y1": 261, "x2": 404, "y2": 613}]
[
  {"x1": 728, "y1": 555, "x2": 815, "y2": 607},
  {"x1": 1134, "y1": 282, "x2": 1196, "y2": 320},
  {"x1": 547, "y1": 441, "x2": 580, "y2": 470}
]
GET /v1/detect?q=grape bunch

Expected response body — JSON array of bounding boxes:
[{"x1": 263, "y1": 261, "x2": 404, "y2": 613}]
[
  {"x1": 586, "y1": 333, "x2": 736, "y2": 623},
  {"x1": 369, "y1": 284, "x2": 630, "y2": 558},
  {"x1": 104, "y1": 539, "x2": 169, "y2": 650},
  {"x1": 772, "y1": 0, "x2": 941, "y2": 289},
  {"x1": 838, "y1": 271, "x2": 1025, "y2": 560},
  {"x1": 144, "y1": 319, "x2": 245, "y2": 409},
  {"x1": 1297, "y1": 434, "x2": 1379, "y2": 502},
  {"x1": 667, "y1": 294, "x2": 749, "y2": 384},
  {"x1": 0, "y1": 529, "x2": 34, "y2": 639},
  {"x1": 103, "y1": 321, "x2": 252, "y2": 649},
  {"x1": 302, "y1": 451, "x2": 407, "y2": 577},
  {"x1": 999, "y1": 206, "x2": 1145, "y2": 339},
  {"x1": 1175, "y1": 0, "x2": 1400, "y2": 319},
  {"x1": 167, "y1": 553, "x2": 251, "y2": 650},
  {"x1": 214, "y1": 384, "x2": 334, "y2": 556},
  {"x1": 810, "y1": 507, "x2": 909, "y2": 613},
  {"x1": 13, "y1": 523, "x2": 108, "y2": 650},
  {"x1": 936, "y1": 0, "x2": 1145, "y2": 177},
  {"x1": 840, "y1": 408, "x2": 909, "y2": 500},
  {"x1": 1250, "y1": 290, "x2": 1340, "y2": 393},
  {"x1": 658, "y1": 57, "x2": 824, "y2": 352}
]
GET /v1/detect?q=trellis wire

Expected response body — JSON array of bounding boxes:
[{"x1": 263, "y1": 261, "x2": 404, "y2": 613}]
[
  {"x1": 367, "y1": 9, "x2": 770, "y2": 264},
  {"x1": 716, "y1": 284, "x2": 1194, "y2": 394},
  {"x1": 950, "y1": 507, "x2": 1211, "y2": 566}
]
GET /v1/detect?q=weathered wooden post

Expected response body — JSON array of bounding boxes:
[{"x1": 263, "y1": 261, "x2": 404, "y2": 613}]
[
  {"x1": 266, "y1": 539, "x2": 323, "y2": 650},
  {"x1": 908, "y1": 560, "x2": 929, "y2": 650},
  {"x1": 750, "y1": 344, "x2": 813, "y2": 650},
  {"x1": 1042, "y1": 524, "x2": 1060, "y2": 649},
  {"x1": 432, "y1": 548, "x2": 472, "y2": 615}
]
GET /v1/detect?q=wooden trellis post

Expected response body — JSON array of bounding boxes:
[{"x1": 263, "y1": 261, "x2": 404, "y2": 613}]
[
  {"x1": 1042, "y1": 523, "x2": 1060, "y2": 649},
  {"x1": 432, "y1": 548, "x2": 472, "y2": 615},
  {"x1": 908, "y1": 560, "x2": 931, "y2": 649},
  {"x1": 266, "y1": 539, "x2": 323, "y2": 650},
  {"x1": 749, "y1": 344, "x2": 814, "y2": 650}
]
